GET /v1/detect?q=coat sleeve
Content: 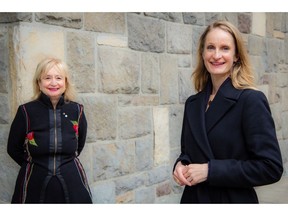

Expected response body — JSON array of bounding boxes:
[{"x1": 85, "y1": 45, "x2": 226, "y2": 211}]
[
  {"x1": 7, "y1": 106, "x2": 27, "y2": 166},
  {"x1": 173, "y1": 99, "x2": 192, "y2": 171},
  {"x1": 77, "y1": 104, "x2": 87, "y2": 155},
  {"x1": 208, "y1": 90, "x2": 283, "y2": 188}
]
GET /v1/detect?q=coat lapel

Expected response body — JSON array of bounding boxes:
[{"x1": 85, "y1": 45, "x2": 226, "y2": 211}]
[
  {"x1": 185, "y1": 78, "x2": 244, "y2": 160},
  {"x1": 205, "y1": 78, "x2": 243, "y2": 133},
  {"x1": 186, "y1": 92, "x2": 215, "y2": 159}
]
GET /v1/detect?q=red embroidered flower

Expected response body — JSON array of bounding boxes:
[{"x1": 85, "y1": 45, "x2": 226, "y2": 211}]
[
  {"x1": 26, "y1": 131, "x2": 38, "y2": 146},
  {"x1": 71, "y1": 121, "x2": 79, "y2": 136}
]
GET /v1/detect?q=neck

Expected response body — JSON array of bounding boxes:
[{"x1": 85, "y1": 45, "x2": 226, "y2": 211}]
[
  {"x1": 210, "y1": 74, "x2": 229, "y2": 95},
  {"x1": 50, "y1": 98, "x2": 60, "y2": 109}
]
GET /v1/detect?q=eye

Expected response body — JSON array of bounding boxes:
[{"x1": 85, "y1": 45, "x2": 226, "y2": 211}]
[
  {"x1": 43, "y1": 76, "x2": 51, "y2": 80},
  {"x1": 56, "y1": 76, "x2": 63, "y2": 81},
  {"x1": 206, "y1": 45, "x2": 215, "y2": 50},
  {"x1": 222, "y1": 46, "x2": 230, "y2": 51}
]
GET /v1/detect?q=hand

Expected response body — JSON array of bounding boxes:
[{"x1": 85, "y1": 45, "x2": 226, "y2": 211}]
[
  {"x1": 183, "y1": 163, "x2": 208, "y2": 186},
  {"x1": 173, "y1": 161, "x2": 192, "y2": 186}
]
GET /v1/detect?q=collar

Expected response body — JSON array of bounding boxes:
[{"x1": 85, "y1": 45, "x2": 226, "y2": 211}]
[
  {"x1": 185, "y1": 77, "x2": 244, "y2": 160},
  {"x1": 38, "y1": 92, "x2": 65, "y2": 109},
  {"x1": 205, "y1": 77, "x2": 244, "y2": 132}
]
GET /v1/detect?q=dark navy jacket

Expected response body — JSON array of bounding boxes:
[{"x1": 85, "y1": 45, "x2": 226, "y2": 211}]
[
  {"x1": 175, "y1": 78, "x2": 283, "y2": 203},
  {"x1": 7, "y1": 93, "x2": 92, "y2": 203}
]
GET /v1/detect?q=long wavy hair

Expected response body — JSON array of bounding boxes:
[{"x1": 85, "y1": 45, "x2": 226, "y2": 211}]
[
  {"x1": 193, "y1": 20, "x2": 256, "y2": 92},
  {"x1": 32, "y1": 57, "x2": 76, "y2": 101}
]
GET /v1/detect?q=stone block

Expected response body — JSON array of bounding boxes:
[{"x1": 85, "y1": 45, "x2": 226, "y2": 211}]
[
  {"x1": 248, "y1": 35, "x2": 265, "y2": 56},
  {"x1": 147, "y1": 165, "x2": 170, "y2": 186},
  {"x1": 97, "y1": 34, "x2": 127, "y2": 47},
  {"x1": 0, "y1": 144, "x2": 19, "y2": 203},
  {"x1": 144, "y1": 12, "x2": 182, "y2": 23},
  {"x1": 156, "y1": 181, "x2": 172, "y2": 197},
  {"x1": 281, "y1": 87, "x2": 288, "y2": 112},
  {"x1": 273, "y1": 30, "x2": 285, "y2": 39},
  {"x1": 67, "y1": 31, "x2": 95, "y2": 93},
  {"x1": 221, "y1": 13, "x2": 238, "y2": 27},
  {"x1": 128, "y1": 14, "x2": 165, "y2": 53},
  {"x1": 191, "y1": 26, "x2": 207, "y2": 67},
  {"x1": 238, "y1": 13, "x2": 252, "y2": 33},
  {"x1": 135, "y1": 138, "x2": 153, "y2": 171},
  {"x1": 118, "y1": 107, "x2": 151, "y2": 139},
  {"x1": 35, "y1": 12, "x2": 82, "y2": 29},
  {"x1": 266, "y1": 38, "x2": 285, "y2": 73},
  {"x1": 78, "y1": 142, "x2": 92, "y2": 184},
  {"x1": 0, "y1": 27, "x2": 9, "y2": 93},
  {"x1": 13, "y1": 24, "x2": 65, "y2": 105},
  {"x1": 167, "y1": 22, "x2": 192, "y2": 54},
  {"x1": 0, "y1": 12, "x2": 32, "y2": 23},
  {"x1": 141, "y1": 53, "x2": 160, "y2": 94},
  {"x1": 255, "y1": 176, "x2": 288, "y2": 203},
  {"x1": 284, "y1": 35, "x2": 288, "y2": 64},
  {"x1": 183, "y1": 12, "x2": 205, "y2": 25},
  {"x1": 116, "y1": 191, "x2": 134, "y2": 203},
  {"x1": 271, "y1": 13, "x2": 286, "y2": 32},
  {"x1": 249, "y1": 55, "x2": 265, "y2": 83},
  {"x1": 278, "y1": 140, "x2": 288, "y2": 176},
  {"x1": 115, "y1": 172, "x2": 147, "y2": 197},
  {"x1": 205, "y1": 13, "x2": 221, "y2": 25},
  {"x1": 252, "y1": 13, "x2": 266, "y2": 36},
  {"x1": 160, "y1": 55, "x2": 178, "y2": 104},
  {"x1": 277, "y1": 72, "x2": 288, "y2": 88},
  {"x1": 98, "y1": 46, "x2": 140, "y2": 94},
  {"x1": 282, "y1": 111, "x2": 288, "y2": 140},
  {"x1": 118, "y1": 95, "x2": 159, "y2": 107},
  {"x1": 92, "y1": 142, "x2": 135, "y2": 181},
  {"x1": 270, "y1": 103, "x2": 282, "y2": 132},
  {"x1": 135, "y1": 186, "x2": 155, "y2": 203},
  {"x1": 84, "y1": 13, "x2": 125, "y2": 34},
  {"x1": 0, "y1": 94, "x2": 9, "y2": 124},
  {"x1": 153, "y1": 107, "x2": 170, "y2": 166},
  {"x1": 179, "y1": 68, "x2": 194, "y2": 104},
  {"x1": 90, "y1": 181, "x2": 116, "y2": 203},
  {"x1": 178, "y1": 55, "x2": 191, "y2": 68},
  {"x1": 78, "y1": 95, "x2": 117, "y2": 142},
  {"x1": 169, "y1": 105, "x2": 184, "y2": 150}
]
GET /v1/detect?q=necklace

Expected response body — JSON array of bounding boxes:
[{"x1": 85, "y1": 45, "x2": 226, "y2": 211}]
[
  {"x1": 208, "y1": 99, "x2": 213, "y2": 106},
  {"x1": 206, "y1": 94, "x2": 215, "y2": 111}
]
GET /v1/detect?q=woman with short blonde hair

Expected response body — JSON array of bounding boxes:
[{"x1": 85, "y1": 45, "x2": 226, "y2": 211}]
[{"x1": 32, "y1": 57, "x2": 76, "y2": 102}]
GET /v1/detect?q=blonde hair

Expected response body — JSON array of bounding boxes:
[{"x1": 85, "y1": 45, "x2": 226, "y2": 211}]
[
  {"x1": 193, "y1": 20, "x2": 256, "y2": 92},
  {"x1": 32, "y1": 57, "x2": 76, "y2": 101}
]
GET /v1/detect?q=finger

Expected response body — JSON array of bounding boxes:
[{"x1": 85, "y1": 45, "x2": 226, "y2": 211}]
[
  {"x1": 183, "y1": 172, "x2": 190, "y2": 178},
  {"x1": 173, "y1": 176, "x2": 182, "y2": 185},
  {"x1": 178, "y1": 173, "x2": 192, "y2": 186},
  {"x1": 186, "y1": 175, "x2": 193, "y2": 183}
]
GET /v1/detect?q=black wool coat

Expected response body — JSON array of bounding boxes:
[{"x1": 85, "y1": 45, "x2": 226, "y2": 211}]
[
  {"x1": 175, "y1": 78, "x2": 283, "y2": 203},
  {"x1": 7, "y1": 93, "x2": 92, "y2": 203}
]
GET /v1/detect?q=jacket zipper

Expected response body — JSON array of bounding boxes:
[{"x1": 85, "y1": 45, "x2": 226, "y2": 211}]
[{"x1": 53, "y1": 108, "x2": 57, "y2": 176}]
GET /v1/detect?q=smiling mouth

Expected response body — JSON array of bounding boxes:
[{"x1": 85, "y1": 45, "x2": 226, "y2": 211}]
[
  {"x1": 48, "y1": 88, "x2": 59, "y2": 91},
  {"x1": 211, "y1": 62, "x2": 225, "y2": 66}
]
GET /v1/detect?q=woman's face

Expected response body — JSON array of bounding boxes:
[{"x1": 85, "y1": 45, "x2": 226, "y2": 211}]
[
  {"x1": 38, "y1": 65, "x2": 66, "y2": 101},
  {"x1": 202, "y1": 28, "x2": 238, "y2": 78}
]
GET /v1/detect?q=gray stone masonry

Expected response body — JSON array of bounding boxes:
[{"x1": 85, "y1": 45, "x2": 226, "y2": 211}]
[{"x1": 0, "y1": 12, "x2": 288, "y2": 203}]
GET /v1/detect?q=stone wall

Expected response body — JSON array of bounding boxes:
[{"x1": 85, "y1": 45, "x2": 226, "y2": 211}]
[{"x1": 0, "y1": 12, "x2": 287, "y2": 203}]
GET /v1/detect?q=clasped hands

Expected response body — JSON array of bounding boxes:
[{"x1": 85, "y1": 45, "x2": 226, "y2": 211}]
[{"x1": 173, "y1": 161, "x2": 208, "y2": 186}]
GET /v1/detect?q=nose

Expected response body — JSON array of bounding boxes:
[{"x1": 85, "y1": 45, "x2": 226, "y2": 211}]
[
  {"x1": 50, "y1": 78, "x2": 57, "y2": 85},
  {"x1": 213, "y1": 49, "x2": 222, "y2": 59}
]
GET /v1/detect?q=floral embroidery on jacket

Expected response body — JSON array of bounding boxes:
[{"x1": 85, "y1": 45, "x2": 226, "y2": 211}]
[
  {"x1": 26, "y1": 132, "x2": 38, "y2": 146},
  {"x1": 71, "y1": 121, "x2": 79, "y2": 138}
]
